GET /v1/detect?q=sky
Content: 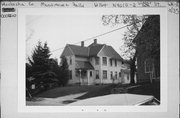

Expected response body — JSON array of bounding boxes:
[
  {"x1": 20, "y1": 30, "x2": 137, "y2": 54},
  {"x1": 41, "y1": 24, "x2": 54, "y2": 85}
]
[{"x1": 26, "y1": 14, "x2": 128, "y2": 62}]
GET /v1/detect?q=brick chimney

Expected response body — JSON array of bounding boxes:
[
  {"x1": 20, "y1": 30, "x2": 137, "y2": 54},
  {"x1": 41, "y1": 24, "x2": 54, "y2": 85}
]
[
  {"x1": 94, "y1": 39, "x2": 97, "y2": 45},
  {"x1": 81, "y1": 41, "x2": 84, "y2": 47}
]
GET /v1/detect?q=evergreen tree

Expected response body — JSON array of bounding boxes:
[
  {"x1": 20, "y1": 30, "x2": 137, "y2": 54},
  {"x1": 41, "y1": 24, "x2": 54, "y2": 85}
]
[
  {"x1": 49, "y1": 58, "x2": 62, "y2": 84},
  {"x1": 59, "y1": 56, "x2": 69, "y2": 86},
  {"x1": 27, "y1": 41, "x2": 57, "y2": 86},
  {"x1": 26, "y1": 63, "x2": 32, "y2": 91}
]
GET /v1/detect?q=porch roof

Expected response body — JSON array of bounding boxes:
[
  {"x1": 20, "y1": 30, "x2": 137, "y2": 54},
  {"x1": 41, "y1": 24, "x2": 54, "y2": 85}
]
[{"x1": 75, "y1": 61, "x2": 94, "y2": 70}]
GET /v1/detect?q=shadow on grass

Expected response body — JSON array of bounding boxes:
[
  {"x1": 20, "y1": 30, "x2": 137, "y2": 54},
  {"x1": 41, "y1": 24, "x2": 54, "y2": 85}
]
[
  {"x1": 34, "y1": 82, "x2": 160, "y2": 102},
  {"x1": 62, "y1": 100, "x2": 77, "y2": 104},
  {"x1": 76, "y1": 84, "x2": 131, "y2": 100},
  {"x1": 128, "y1": 82, "x2": 160, "y2": 100},
  {"x1": 35, "y1": 84, "x2": 114, "y2": 98}
]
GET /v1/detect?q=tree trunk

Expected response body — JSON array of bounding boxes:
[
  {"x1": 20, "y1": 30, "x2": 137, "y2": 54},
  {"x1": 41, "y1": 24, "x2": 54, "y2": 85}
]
[{"x1": 130, "y1": 51, "x2": 137, "y2": 85}]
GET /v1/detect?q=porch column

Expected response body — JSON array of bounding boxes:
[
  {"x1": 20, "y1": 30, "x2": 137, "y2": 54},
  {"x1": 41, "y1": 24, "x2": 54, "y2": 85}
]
[
  {"x1": 79, "y1": 69, "x2": 82, "y2": 85},
  {"x1": 87, "y1": 70, "x2": 89, "y2": 85},
  {"x1": 100, "y1": 71, "x2": 102, "y2": 84}
]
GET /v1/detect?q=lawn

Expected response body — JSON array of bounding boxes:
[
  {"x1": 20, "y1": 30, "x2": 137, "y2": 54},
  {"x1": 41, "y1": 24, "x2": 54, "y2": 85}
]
[
  {"x1": 36, "y1": 84, "x2": 116, "y2": 98},
  {"x1": 35, "y1": 82, "x2": 160, "y2": 101},
  {"x1": 127, "y1": 82, "x2": 160, "y2": 100}
]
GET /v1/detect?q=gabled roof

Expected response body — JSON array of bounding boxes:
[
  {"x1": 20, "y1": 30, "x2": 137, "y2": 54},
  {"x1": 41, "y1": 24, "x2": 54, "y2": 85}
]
[
  {"x1": 102, "y1": 45, "x2": 123, "y2": 60},
  {"x1": 68, "y1": 44, "x2": 89, "y2": 57},
  {"x1": 88, "y1": 44, "x2": 104, "y2": 57},
  {"x1": 76, "y1": 61, "x2": 94, "y2": 70},
  {"x1": 62, "y1": 42, "x2": 123, "y2": 60}
]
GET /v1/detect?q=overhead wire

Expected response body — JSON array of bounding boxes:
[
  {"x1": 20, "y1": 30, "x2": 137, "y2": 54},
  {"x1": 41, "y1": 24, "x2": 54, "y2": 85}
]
[{"x1": 50, "y1": 23, "x2": 133, "y2": 53}]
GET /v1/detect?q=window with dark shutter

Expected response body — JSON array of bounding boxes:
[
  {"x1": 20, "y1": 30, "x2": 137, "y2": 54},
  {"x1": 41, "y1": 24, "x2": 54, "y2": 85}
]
[
  {"x1": 110, "y1": 59, "x2": 113, "y2": 66},
  {"x1": 90, "y1": 71, "x2": 92, "y2": 77},
  {"x1": 115, "y1": 60, "x2": 117, "y2": 67},
  {"x1": 110, "y1": 71, "x2": 113, "y2": 79},
  {"x1": 119, "y1": 72, "x2": 121, "y2": 78}
]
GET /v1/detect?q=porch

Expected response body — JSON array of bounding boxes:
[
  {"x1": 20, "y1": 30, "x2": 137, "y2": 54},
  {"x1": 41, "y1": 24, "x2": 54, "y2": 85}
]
[{"x1": 75, "y1": 61, "x2": 94, "y2": 85}]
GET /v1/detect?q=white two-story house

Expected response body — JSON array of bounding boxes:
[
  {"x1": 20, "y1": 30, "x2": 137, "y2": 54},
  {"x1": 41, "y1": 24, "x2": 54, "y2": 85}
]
[{"x1": 61, "y1": 39, "x2": 130, "y2": 85}]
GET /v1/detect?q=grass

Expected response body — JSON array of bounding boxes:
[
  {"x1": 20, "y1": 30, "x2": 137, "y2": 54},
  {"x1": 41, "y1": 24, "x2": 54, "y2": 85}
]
[
  {"x1": 128, "y1": 82, "x2": 160, "y2": 100},
  {"x1": 35, "y1": 82, "x2": 160, "y2": 101},
  {"x1": 36, "y1": 84, "x2": 114, "y2": 98},
  {"x1": 76, "y1": 84, "x2": 116, "y2": 99}
]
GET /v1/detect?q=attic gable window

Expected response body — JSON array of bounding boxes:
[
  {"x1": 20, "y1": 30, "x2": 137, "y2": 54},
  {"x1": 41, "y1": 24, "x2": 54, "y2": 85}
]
[
  {"x1": 95, "y1": 57, "x2": 99, "y2": 65},
  {"x1": 102, "y1": 57, "x2": 107, "y2": 66}
]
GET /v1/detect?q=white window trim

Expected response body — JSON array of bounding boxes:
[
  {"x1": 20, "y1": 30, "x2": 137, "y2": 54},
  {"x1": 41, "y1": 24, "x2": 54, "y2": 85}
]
[
  {"x1": 103, "y1": 70, "x2": 107, "y2": 79},
  {"x1": 95, "y1": 57, "x2": 99, "y2": 65},
  {"x1": 102, "y1": 57, "x2": 107, "y2": 66},
  {"x1": 144, "y1": 59, "x2": 154, "y2": 73}
]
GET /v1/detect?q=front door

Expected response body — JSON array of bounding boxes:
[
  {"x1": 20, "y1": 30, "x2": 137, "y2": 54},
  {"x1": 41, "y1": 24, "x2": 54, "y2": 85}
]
[
  {"x1": 88, "y1": 70, "x2": 94, "y2": 85},
  {"x1": 123, "y1": 74, "x2": 128, "y2": 83},
  {"x1": 80, "y1": 70, "x2": 88, "y2": 85}
]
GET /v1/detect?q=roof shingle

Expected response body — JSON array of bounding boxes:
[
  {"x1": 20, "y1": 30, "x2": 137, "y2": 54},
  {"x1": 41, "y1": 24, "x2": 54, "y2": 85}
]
[
  {"x1": 68, "y1": 44, "x2": 89, "y2": 57},
  {"x1": 65, "y1": 42, "x2": 123, "y2": 60},
  {"x1": 103, "y1": 45, "x2": 123, "y2": 60},
  {"x1": 76, "y1": 61, "x2": 94, "y2": 70},
  {"x1": 88, "y1": 44, "x2": 104, "y2": 57}
]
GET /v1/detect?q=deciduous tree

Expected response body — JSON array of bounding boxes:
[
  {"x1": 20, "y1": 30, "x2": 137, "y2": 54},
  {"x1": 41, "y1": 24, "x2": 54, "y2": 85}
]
[{"x1": 102, "y1": 15, "x2": 147, "y2": 84}]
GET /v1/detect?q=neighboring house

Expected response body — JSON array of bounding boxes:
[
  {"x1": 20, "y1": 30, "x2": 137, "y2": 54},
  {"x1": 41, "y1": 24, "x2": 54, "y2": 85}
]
[
  {"x1": 134, "y1": 15, "x2": 160, "y2": 83},
  {"x1": 61, "y1": 39, "x2": 130, "y2": 85}
]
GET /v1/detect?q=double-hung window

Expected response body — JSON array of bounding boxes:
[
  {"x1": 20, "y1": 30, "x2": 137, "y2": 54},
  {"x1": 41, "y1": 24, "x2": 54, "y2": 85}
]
[
  {"x1": 110, "y1": 71, "x2": 113, "y2": 79},
  {"x1": 102, "y1": 57, "x2": 107, "y2": 66},
  {"x1": 145, "y1": 59, "x2": 153, "y2": 73},
  {"x1": 103, "y1": 70, "x2": 107, "y2": 79},
  {"x1": 95, "y1": 57, "x2": 99, "y2": 65}
]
